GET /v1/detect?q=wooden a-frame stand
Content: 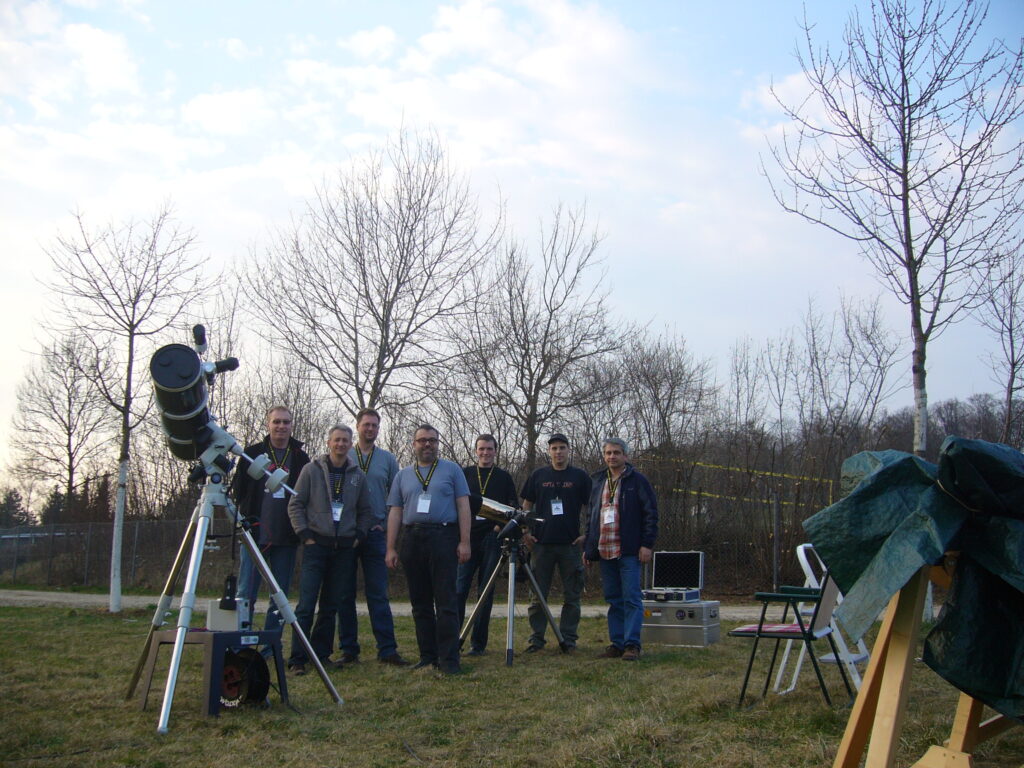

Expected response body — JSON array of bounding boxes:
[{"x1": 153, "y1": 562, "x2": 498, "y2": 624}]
[{"x1": 832, "y1": 566, "x2": 1017, "y2": 768}]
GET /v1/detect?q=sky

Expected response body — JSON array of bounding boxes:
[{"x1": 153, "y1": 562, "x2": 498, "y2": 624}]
[{"x1": 2, "y1": 0, "x2": 1023, "y2": 470}]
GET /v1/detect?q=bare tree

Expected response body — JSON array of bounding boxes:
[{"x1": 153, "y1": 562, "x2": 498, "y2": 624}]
[
  {"x1": 767, "y1": 0, "x2": 1024, "y2": 455},
  {"x1": 454, "y1": 205, "x2": 626, "y2": 473},
  {"x1": 245, "y1": 130, "x2": 500, "y2": 419},
  {"x1": 978, "y1": 246, "x2": 1024, "y2": 443},
  {"x1": 8, "y1": 337, "x2": 114, "y2": 519},
  {"x1": 44, "y1": 206, "x2": 206, "y2": 611},
  {"x1": 620, "y1": 331, "x2": 716, "y2": 453}
]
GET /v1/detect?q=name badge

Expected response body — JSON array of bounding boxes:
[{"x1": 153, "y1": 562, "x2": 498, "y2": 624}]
[
  {"x1": 416, "y1": 493, "x2": 432, "y2": 514},
  {"x1": 602, "y1": 504, "x2": 616, "y2": 525},
  {"x1": 551, "y1": 498, "x2": 564, "y2": 516},
  {"x1": 332, "y1": 501, "x2": 344, "y2": 522},
  {"x1": 272, "y1": 486, "x2": 285, "y2": 499}
]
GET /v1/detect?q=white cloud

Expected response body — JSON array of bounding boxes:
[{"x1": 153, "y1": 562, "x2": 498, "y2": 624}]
[
  {"x1": 180, "y1": 89, "x2": 275, "y2": 135},
  {"x1": 338, "y1": 26, "x2": 396, "y2": 61},
  {"x1": 63, "y1": 23, "x2": 139, "y2": 95},
  {"x1": 222, "y1": 37, "x2": 261, "y2": 60}
]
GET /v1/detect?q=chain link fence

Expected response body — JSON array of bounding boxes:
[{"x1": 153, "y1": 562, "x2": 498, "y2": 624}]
[{"x1": 0, "y1": 505, "x2": 821, "y2": 599}]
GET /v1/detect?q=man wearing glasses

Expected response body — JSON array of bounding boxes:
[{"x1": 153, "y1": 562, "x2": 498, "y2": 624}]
[{"x1": 385, "y1": 424, "x2": 472, "y2": 674}]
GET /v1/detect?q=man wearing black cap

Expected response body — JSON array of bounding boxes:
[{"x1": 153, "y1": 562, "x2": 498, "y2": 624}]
[{"x1": 520, "y1": 433, "x2": 592, "y2": 652}]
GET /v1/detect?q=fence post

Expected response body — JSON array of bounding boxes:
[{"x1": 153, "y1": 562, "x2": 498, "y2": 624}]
[
  {"x1": 130, "y1": 518, "x2": 141, "y2": 587},
  {"x1": 83, "y1": 523, "x2": 93, "y2": 587},
  {"x1": 11, "y1": 531, "x2": 19, "y2": 583},
  {"x1": 46, "y1": 525, "x2": 56, "y2": 586},
  {"x1": 771, "y1": 490, "x2": 781, "y2": 592}
]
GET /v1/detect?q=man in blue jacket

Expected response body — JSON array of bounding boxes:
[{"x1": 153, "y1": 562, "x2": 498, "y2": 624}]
[{"x1": 584, "y1": 438, "x2": 658, "y2": 661}]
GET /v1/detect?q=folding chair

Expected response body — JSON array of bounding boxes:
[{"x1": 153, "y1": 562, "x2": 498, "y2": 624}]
[
  {"x1": 728, "y1": 572, "x2": 854, "y2": 707},
  {"x1": 772, "y1": 544, "x2": 870, "y2": 693}
]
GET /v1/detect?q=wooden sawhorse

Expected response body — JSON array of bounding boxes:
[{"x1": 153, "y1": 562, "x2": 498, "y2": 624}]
[{"x1": 832, "y1": 567, "x2": 1017, "y2": 768}]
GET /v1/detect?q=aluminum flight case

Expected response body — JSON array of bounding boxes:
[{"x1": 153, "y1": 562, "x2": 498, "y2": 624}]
[
  {"x1": 641, "y1": 550, "x2": 718, "y2": 647},
  {"x1": 642, "y1": 599, "x2": 720, "y2": 648}
]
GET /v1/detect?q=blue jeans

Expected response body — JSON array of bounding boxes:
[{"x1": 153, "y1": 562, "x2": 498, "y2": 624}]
[
  {"x1": 289, "y1": 542, "x2": 357, "y2": 665},
  {"x1": 456, "y1": 529, "x2": 500, "y2": 651},
  {"x1": 599, "y1": 555, "x2": 644, "y2": 650},
  {"x1": 237, "y1": 543, "x2": 297, "y2": 631},
  {"x1": 311, "y1": 528, "x2": 399, "y2": 659},
  {"x1": 527, "y1": 542, "x2": 584, "y2": 648}
]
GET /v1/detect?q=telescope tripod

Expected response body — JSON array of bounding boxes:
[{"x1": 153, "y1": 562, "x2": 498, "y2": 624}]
[
  {"x1": 125, "y1": 464, "x2": 342, "y2": 732},
  {"x1": 459, "y1": 535, "x2": 569, "y2": 666}
]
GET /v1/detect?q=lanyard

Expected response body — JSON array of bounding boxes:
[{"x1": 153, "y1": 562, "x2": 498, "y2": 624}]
[
  {"x1": 415, "y1": 461, "x2": 438, "y2": 491},
  {"x1": 331, "y1": 469, "x2": 344, "y2": 499},
  {"x1": 476, "y1": 465, "x2": 493, "y2": 496},
  {"x1": 267, "y1": 443, "x2": 290, "y2": 472},
  {"x1": 356, "y1": 445, "x2": 374, "y2": 472},
  {"x1": 607, "y1": 470, "x2": 621, "y2": 500}
]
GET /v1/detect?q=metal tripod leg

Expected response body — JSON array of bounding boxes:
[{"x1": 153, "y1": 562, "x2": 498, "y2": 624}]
[
  {"x1": 156, "y1": 488, "x2": 216, "y2": 732},
  {"x1": 459, "y1": 550, "x2": 506, "y2": 650},
  {"x1": 227, "y1": 503, "x2": 341, "y2": 707},
  {"x1": 519, "y1": 557, "x2": 568, "y2": 651}
]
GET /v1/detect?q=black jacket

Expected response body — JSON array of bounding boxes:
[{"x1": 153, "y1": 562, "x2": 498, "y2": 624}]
[{"x1": 230, "y1": 435, "x2": 310, "y2": 546}]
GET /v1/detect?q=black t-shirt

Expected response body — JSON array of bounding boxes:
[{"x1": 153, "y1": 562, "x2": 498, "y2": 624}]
[
  {"x1": 520, "y1": 465, "x2": 592, "y2": 545},
  {"x1": 463, "y1": 464, "x2": 518, "y2": 537}
]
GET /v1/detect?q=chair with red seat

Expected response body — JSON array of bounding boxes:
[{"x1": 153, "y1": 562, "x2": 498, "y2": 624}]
[{"x1": 727, "y1": 572, "x2": 854, "y2": 707}]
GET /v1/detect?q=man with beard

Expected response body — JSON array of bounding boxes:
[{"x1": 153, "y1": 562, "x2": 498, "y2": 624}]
[{"x1": 385, "y1": 424, "x2": 471, "y2": 674}]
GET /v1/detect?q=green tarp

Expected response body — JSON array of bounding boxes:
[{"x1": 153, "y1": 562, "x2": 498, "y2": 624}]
[{"x1": 804, "y1": 436, "x2": 1024, "y2": 721}]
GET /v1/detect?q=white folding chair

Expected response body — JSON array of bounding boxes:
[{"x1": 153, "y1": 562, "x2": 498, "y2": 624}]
[{"x1": 772, "y1": 543, "x2": 869, "y2": 693}]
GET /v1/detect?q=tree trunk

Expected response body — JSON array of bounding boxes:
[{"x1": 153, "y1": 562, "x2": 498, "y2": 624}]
[{"x1": 911, "y1": 332, "x2": 928, "y2": 457}]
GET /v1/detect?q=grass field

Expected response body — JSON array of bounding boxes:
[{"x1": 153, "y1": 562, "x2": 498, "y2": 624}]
[{"x1": 2, "y1": 605, "x2": 1021, "y2": 768}]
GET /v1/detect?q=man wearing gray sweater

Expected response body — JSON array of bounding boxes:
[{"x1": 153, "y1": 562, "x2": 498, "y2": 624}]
[{"x1": 286, "y1": 424, "x2": 373, "y2": 674}]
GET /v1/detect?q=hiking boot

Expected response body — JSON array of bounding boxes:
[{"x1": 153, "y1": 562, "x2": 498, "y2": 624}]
[{"x1": 622, "y1": 645, "x2": 641, "y2": 661}]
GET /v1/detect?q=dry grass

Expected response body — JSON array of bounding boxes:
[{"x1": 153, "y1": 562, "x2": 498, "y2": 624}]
[{"x1": 1, "y1": 605, "x2": 1021, "y2": 768}]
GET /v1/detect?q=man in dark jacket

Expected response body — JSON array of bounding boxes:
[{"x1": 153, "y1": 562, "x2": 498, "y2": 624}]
[
  {"x1": 584, "y1": 438, "x2": 658, "y2": 661},
  {"x1": 231, "y1": 405, "x2": 310, "y2": 631},
  {"x1": 286, "y1": 424, "x2": 373, "y2": 674}
]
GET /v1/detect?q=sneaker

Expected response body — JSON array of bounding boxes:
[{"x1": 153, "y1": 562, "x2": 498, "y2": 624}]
[
  {"x1": 524, "y1": 644, "x2": 543, "y2": 654},
  {"x1": 621, "y1": 645, "x2": 641, "y2": 661},
  {"x1": 466, "y1": 648, "x2": 486, "y2": 657},
  {"x1": 288, "y1": 663, "x2": 307, "y2": 676},
  {"x1": 379, "y1": 653, "x2": 411, "y2": 667},
  {"x1": 596, "y1": 645, "x2": 624, "y2": 658}
]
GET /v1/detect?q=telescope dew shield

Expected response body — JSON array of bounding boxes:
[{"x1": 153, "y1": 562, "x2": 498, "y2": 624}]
[{"x1": 150, "y1": 343, "x2": 212, "y2": 460}]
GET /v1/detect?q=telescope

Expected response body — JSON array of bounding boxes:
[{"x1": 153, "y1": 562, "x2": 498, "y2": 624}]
[
  {"x1": 132, "y1": 324, "x2": 342, "y2": 732},
  {"x1": 474, "y1": 497, "x2": 543, "y2": 540}
]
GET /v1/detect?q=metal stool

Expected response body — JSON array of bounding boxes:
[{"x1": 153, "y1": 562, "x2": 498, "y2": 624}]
[{"x1": 137, "y1": 628, "x2": 288, "y2": 716}]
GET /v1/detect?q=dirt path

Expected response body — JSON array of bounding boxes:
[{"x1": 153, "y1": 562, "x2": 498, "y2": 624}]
[{"x1": 0, "y1": 588, "x2": 765, "y2": 621}]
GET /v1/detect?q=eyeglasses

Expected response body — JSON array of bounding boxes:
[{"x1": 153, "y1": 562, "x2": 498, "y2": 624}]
[{"x1": 414, "y1": 437, "x2": 439, "y2": 445}]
